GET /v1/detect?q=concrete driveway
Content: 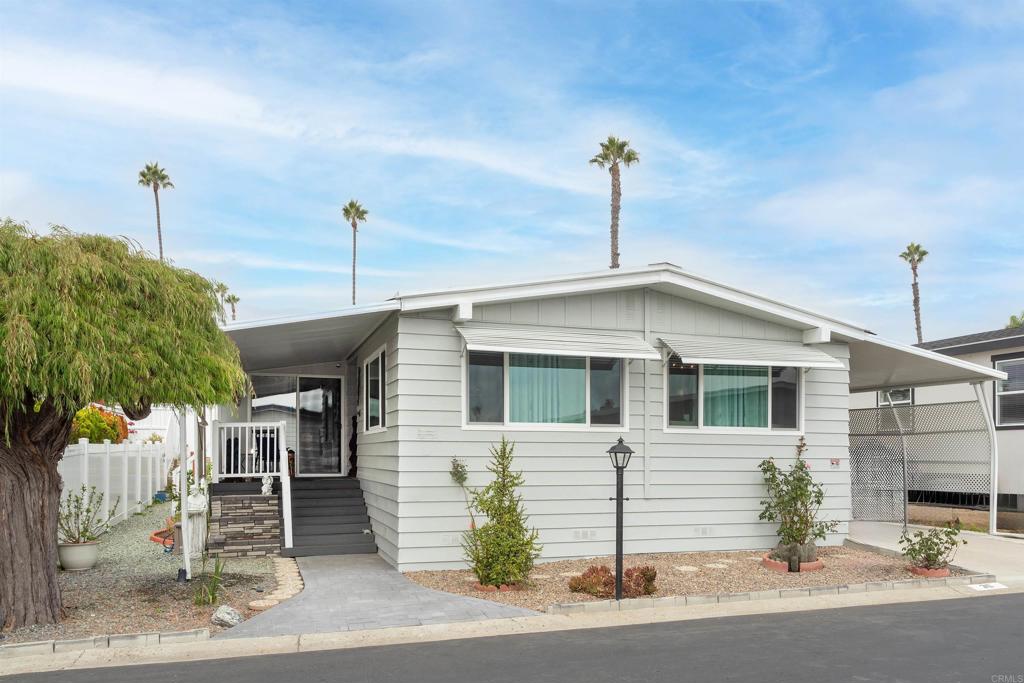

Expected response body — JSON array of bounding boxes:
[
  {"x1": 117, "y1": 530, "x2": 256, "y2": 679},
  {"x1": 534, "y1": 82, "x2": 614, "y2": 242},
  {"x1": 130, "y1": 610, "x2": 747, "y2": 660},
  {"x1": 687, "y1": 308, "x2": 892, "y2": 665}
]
[
  {"x1": 219, "y1": 554, "x2": 536, "y2": 639},
  {"x1": 849, "y1": 520, "x2": 1024, "y2": 583}
]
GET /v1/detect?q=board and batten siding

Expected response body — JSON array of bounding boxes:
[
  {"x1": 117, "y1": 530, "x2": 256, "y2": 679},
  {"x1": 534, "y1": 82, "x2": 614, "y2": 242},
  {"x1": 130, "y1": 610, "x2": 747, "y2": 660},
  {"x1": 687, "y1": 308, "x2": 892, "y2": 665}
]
[
  {"x1": 390, "y1": 289, "x2": 851, "y2": 571},
  {"x1": 352, "y1": 313, "x2": 401, "y2": 566}
]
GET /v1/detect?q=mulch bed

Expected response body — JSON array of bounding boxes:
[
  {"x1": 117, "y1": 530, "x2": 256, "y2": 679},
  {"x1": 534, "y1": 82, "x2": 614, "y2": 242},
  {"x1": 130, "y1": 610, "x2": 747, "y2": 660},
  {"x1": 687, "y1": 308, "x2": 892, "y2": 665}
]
[
  {"x1": 1, "y1": 502, "x2": 275, "y2": 644},
  {"x1": 405, "y1": 546, "x2": 964, "y2": 612}
]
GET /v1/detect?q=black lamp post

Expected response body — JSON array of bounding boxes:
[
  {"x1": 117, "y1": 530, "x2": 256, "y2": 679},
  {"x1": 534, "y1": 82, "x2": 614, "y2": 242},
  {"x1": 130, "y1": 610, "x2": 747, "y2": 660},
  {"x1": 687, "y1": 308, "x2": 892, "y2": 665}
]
[{"x1": 607, "y1": 437, "x2": 633, "y2": 601}]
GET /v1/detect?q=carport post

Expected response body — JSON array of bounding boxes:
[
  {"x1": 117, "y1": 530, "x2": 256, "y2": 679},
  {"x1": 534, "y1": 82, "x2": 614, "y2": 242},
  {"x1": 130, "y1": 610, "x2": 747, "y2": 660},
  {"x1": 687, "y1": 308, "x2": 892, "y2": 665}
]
[
  {"x1": 883, "y1": 394, "x2": 909, "y2": 532},
  {"x1": 972, "y1": 382, "x2": 999, "y2": 534}
]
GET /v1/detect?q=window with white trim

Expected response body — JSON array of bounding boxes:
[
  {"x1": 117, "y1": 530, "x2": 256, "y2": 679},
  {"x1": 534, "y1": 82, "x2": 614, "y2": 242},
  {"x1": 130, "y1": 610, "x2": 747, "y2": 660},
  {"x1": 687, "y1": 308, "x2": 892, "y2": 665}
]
[
  {"x1": 364, "y1": 348, "x2": 386, "y2": 431},
  {"x1": 465, "y1": 351, "x2": 624, "y2": 427},
  {"x1": 995, "y1": 357, "x2": 1024, "y2": 427},
  {"x1": 665, "y1": 355, "x2": 800, "y2": 430}
]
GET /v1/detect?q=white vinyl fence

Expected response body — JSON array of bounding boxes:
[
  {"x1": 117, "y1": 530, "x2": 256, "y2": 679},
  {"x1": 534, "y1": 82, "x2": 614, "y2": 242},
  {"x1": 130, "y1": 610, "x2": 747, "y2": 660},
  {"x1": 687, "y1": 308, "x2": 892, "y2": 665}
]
[{"x1": 59, "y1": 439, "x2": 169, "y2": 526}]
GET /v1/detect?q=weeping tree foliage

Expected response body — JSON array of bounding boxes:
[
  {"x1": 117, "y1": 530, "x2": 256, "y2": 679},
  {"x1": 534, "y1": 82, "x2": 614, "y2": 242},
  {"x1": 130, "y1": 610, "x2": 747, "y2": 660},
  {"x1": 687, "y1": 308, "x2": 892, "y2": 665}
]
[{"x1": 0, "y1": 219, "x2": 247, "y2": 630}]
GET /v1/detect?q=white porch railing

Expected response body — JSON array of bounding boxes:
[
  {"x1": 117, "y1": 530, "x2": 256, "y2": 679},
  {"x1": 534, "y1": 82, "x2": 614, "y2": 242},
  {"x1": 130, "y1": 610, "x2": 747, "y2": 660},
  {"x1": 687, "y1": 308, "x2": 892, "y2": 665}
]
[{"x1": 211, "y1": 421, "x2": 293, "y2": 549}]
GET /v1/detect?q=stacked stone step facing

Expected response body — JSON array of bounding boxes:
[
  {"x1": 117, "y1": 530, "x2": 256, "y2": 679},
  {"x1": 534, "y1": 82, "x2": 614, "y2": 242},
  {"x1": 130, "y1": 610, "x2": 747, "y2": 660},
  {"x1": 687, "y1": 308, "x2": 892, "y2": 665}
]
[{"x1": 283, "y1": 478, "x2": 378, "y2": 557}]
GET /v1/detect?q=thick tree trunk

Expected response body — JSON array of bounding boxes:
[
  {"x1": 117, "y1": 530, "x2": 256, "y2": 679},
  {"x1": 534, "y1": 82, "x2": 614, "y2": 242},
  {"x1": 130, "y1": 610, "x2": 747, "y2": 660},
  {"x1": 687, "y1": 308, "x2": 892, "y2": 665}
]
[
  {"x1": 352, "y1": 222, "x2": 357, "y2": 306},
  {"x1": 153, "y1": 186, "x2": 164, "y2": 262},
  {"x1": 0, "y1": 398, "x2": 74, "y2": 630},
  {"x1": 911, "y1": 265, "x2": 923, "y2": 344},
  {"x1": 609, "y1": 163, "x2": 621, "y2": 269}
]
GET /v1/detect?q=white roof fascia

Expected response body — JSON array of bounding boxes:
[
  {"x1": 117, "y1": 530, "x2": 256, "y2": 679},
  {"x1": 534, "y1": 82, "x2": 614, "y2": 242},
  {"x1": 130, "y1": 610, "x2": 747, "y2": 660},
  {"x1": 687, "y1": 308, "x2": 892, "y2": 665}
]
[
  {"x1": 396, "y1": 264, "x2": 870, "y2": 339},
  {"x1": 456, "y1": 323, "x2": 661, "y2": 360},
  {"x1": 222, "y1": 301, "x2": 400, "y2": 332},
  {"x1": 659, "y1": 334, "x2": 846, "y2": 370}
]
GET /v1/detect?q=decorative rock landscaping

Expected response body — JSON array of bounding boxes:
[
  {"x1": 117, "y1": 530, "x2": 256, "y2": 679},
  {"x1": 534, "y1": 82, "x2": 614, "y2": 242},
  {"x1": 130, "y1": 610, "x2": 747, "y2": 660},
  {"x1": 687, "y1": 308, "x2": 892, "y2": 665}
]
[{"x1": 247, "y1": 557, "x2": 304, "y2": 611}]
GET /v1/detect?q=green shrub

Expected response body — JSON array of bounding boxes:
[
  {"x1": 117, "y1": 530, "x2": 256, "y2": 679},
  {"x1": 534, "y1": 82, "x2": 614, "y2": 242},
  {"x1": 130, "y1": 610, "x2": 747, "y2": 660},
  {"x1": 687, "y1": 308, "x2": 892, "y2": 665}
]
[
  {"x1": 194, "y1": 558, "x2": 226, "y2": 605},
  {"x1": 900, "y1": 523, "x2": 966, "y2": 569},
  {"x1": 461, "y1": 437, "x2": 541, "y2": 586},
  {"x1": 57, "y1": 485, "x2": 120, "y2": 543},
  {"x1": 623, "y1": 565, "x2": 658, "y2": 597},
  {"x1": 758, "y1": 436, "x2": 838, "y2": 561},
  {"x1": 69, "y1": 405, "x2": 128, "y2": 444}
]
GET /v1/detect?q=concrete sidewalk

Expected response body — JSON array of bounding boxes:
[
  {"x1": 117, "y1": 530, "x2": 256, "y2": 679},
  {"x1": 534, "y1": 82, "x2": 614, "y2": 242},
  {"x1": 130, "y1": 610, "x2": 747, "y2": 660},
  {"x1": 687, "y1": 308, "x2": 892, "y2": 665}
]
[
  {"x1": 849, "y1": 521, "x2": 1024, "y2": 583},
  {"x1": 5, "y1": 578, "x2": 1020, "y2": 677},
  {"x1": 219, "y1": 554, "x2": 536, "y2": 639}
]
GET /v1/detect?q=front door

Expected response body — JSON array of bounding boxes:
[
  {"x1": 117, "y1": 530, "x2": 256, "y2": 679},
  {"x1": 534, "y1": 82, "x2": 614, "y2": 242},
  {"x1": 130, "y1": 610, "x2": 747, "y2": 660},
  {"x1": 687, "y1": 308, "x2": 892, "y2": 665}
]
[
  {"x1": 249, "y1": 374, "x2": 345, "y2": 477},
  {"x1": 297, "y1": 377, "x2": 344, "y2": 476}
]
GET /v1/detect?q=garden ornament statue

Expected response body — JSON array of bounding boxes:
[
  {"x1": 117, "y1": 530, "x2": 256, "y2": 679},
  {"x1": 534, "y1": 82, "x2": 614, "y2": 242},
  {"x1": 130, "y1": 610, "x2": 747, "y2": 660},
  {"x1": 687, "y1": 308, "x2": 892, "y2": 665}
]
[{"x1": 261, "y1": 475, "x2": 273, "y2": 496}]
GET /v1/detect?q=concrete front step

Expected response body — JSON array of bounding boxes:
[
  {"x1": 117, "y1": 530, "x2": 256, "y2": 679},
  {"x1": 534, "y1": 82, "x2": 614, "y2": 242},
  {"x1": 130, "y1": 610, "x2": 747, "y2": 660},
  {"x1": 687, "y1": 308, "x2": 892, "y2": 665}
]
[{"x1": 282, "y1": 542, "x2": 378, "y2": 557}]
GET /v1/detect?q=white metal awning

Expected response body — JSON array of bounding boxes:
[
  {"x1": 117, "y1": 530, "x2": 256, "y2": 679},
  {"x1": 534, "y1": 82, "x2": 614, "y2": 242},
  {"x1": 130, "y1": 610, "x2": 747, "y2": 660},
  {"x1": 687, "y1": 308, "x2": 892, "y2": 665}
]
[
  {"x1": 456, "y1": 322, "x2": 661, "y2": 360},
  {"x1": 659, "y1": 333, "x2": 846, "y2": 369}
]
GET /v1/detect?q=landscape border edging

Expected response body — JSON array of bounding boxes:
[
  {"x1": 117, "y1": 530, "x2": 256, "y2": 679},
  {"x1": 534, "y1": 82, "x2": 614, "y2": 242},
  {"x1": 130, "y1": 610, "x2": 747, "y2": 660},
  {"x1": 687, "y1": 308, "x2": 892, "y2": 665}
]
[
  {"x1": 0, "y1": 628, "x2": 209, "y2": 660},
  {"x1": 546, "y1": 573, "x2": 996, "y2": 615}
]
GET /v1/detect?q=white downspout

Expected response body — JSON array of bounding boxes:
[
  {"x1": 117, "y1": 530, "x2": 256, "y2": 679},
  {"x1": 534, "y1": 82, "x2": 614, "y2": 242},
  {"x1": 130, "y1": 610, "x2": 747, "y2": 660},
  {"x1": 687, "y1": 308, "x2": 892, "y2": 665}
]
[
  {"x1": 972, "y1": 382, "x2": 999, "y2": 535},
  {"x1": 643, "y1": 288, "x2": 651, "y2": 498},
  {"x1": 178, "y1": 410, "x2": 191, "y2": 580}
]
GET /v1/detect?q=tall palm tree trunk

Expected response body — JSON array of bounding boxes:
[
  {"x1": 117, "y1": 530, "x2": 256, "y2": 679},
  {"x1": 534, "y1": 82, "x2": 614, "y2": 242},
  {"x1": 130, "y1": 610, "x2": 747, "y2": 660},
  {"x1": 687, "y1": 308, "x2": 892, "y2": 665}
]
[
  {"x1": 911, "y1": 266, "x2": 923, "y2": 344},
  {"x1": 351, "y1": 221, "x2": 357, "y2": 306},
  {"x1": 609, "y1": 163, "x2": 621, "y2": 269},
  {"x1": 152, "y1": 185, "x2": 164, "y2": 261},
  {"x1": 230, "y1": 303, "x2": 237, "y2": 321}
]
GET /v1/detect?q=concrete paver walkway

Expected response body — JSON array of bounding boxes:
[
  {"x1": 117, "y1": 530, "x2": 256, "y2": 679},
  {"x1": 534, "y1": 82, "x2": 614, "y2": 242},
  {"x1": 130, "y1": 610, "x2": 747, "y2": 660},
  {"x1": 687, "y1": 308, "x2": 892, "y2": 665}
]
[
  {"x1": 849, "y1": 521, "x2": 1024, "y2": 583},
  {"x1": 219, "y1": 554, "x2": 536, "y2": 639}
]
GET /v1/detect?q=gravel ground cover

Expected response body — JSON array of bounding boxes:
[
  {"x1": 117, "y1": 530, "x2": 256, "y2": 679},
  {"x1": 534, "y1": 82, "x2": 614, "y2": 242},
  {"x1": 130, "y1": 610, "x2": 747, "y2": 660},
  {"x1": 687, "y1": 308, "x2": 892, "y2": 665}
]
[
  {"x1": 405, "y1": 546, "x2": 964, "y2": 612},
  {"x1": 2, "y1": 502, "x2": 275, "y2": 644}
]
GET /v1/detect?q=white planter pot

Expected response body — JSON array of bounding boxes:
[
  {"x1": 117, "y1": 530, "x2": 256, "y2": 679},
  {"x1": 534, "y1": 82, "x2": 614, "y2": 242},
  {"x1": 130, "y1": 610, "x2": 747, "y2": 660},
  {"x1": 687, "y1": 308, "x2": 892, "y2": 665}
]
[{"x1": 58, "y1": 542, "x2": 99, "y2": 571}]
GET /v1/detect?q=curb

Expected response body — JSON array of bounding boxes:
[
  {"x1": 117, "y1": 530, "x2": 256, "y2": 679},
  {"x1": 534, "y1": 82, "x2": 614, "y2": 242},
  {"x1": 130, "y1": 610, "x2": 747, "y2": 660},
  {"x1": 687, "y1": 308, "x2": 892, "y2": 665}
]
[
  {"x1": 546, "y1": 573, "x2": 997, "y2": 615},
  {"x1": 0, "y1": 628, "x2": 209, "y2": 660}
]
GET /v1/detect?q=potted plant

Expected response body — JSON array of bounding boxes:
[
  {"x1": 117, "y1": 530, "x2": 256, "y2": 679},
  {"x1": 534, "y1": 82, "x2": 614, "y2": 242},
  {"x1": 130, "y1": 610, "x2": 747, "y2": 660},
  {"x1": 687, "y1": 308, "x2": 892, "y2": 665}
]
[
  {"x1": 57, "y1": 485, "x2": 119, "y2": 571},
  {"x1": 900, "y1": 522, "x2": 966, "y2": 577},
  {"x1": 758, "y1": 437, "x2": 838, "y2": 572}
]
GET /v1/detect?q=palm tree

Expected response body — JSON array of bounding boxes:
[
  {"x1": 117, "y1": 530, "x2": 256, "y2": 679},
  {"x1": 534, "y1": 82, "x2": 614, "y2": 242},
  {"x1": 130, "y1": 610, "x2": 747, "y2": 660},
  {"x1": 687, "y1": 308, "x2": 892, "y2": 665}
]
[
  {"x1": 225, "y1": 294, "x2": 240, "y2": 321},
  {"x1": 342, "y1": 200, "x2": 368, "y2": 305},
  {"x1": 137, "y1": 163, "x2": 174, "y2": 261},
  {"x1": 899, "y1": 243, "x2": 929, "y2": 344},
  {"x1": 1008, "y1": 311, "x2": 1024, "y2": 329},
  {"x1": 589, "y1": 136, "x2": 639, "y2": 269}
]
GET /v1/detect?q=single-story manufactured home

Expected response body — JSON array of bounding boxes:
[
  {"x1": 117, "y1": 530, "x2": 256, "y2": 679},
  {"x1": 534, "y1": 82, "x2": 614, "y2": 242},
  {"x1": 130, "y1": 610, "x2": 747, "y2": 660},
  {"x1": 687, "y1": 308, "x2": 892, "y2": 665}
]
[{"x1": 204, "y1": 263, "x2": 1005, "y2": 570}]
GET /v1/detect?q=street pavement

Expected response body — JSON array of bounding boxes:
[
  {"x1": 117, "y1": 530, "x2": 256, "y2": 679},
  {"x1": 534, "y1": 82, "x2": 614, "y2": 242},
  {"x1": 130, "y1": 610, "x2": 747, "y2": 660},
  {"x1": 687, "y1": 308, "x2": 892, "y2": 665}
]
[{"x1": 13, "y1": 592, "x2": 1023, "y2": 683}]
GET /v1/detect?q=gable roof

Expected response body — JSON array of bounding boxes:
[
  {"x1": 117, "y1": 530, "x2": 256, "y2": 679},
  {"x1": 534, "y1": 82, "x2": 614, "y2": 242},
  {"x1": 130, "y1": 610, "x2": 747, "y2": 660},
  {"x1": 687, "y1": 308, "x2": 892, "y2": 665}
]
[{"x1": 917, "y1": 326, "x2": 1024, "y2": 355}]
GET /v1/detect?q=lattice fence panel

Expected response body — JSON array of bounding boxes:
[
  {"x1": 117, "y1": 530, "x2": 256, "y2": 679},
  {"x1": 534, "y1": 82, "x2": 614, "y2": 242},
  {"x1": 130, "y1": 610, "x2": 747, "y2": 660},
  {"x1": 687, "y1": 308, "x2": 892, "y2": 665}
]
[{"x1": 849, "y1": 401, "x2": 990, "y2": 521}]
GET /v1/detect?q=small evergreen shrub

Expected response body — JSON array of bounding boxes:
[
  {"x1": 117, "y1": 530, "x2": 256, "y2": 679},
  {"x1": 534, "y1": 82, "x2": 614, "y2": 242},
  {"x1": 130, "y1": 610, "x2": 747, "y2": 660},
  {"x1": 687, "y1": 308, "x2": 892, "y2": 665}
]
[
  {"x1": 622, "y1": 565, "x2": 658, "y2": 597},
  {"x1": 900, "y1": 522, "x2": 966, "y2": 569},
  {"x1": 758, "y1": 437, "x2": 838, "y2": 562},
  {"x1": 462, "y1": 437, "x2": 541, "y2": 586},
  {"x1": 69, "y1": 405, "x2": 128, "y2": 444}
]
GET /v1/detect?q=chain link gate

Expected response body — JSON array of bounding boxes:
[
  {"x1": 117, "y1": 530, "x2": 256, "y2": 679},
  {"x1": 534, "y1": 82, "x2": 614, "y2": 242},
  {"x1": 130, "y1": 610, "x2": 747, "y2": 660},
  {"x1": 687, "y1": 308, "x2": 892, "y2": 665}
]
[{"x1": 849, "y1": 400, "x2": 991, "y2": 523}]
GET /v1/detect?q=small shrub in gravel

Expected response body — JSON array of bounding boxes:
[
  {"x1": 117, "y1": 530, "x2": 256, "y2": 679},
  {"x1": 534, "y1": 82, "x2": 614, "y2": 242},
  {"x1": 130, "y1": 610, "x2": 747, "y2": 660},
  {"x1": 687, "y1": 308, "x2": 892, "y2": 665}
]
[
  {"x1": 568, "y1": 565, "x2": 658, "y2": 598},
  {"x1": 568, "y1": 565, "x2": 613, "y2": 597},
  {"x1": 900, "y1": 522, "x2": 966, "y2": 569}
]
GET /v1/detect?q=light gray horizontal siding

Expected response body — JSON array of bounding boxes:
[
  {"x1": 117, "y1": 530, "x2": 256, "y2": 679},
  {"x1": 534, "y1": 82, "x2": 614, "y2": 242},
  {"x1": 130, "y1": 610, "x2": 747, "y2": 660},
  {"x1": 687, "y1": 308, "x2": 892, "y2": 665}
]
[
  {"x1": 390, "y1": 290, "x2": 852, "y2": 571},
  {"x1": 353, "y1": 313, "x2": 401, "y2": 567}
]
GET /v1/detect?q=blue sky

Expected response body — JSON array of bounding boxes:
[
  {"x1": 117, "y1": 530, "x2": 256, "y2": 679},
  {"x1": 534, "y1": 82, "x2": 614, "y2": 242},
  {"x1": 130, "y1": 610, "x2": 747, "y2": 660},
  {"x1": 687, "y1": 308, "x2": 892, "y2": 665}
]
[{"x1": 1, "y1": 1, "x2": 1021, "y2": 342}]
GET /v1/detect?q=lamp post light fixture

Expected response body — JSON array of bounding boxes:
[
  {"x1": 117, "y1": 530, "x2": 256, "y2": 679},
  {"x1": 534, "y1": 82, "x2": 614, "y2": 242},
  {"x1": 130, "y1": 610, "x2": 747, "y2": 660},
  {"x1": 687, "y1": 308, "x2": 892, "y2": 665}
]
[{"x1": 607, "y1": 437, "x2": 634, "y2": 601}]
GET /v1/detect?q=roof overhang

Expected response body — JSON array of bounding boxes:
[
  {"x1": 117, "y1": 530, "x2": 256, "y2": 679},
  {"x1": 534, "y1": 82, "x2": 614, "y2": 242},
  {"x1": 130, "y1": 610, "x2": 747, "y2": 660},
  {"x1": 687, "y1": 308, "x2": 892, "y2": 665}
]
[
  {"x1": 659, "y1": 334, "x2": 845, "y2": 369},
  {"x1": 223, "y1": 302, "x2": 399, "y2": 371},
  {"x1": 456, "y1": 322, "x2": 660, "y2": 360},
  {"x1": 839, "y1": 332, "x2": 1007, "y2": 392}
]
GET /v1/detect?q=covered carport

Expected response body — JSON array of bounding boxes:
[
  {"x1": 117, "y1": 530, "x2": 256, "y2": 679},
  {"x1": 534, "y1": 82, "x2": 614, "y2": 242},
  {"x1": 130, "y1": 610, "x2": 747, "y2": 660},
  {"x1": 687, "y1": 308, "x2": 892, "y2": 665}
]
[{"x1": 838, "y1": 332, "x2": 1007, "y2": 534}]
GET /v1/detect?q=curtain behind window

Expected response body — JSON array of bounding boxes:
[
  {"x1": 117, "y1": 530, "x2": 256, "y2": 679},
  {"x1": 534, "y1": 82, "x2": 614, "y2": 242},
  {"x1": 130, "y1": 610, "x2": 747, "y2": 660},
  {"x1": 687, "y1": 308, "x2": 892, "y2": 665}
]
[
  {"x1": 509, "y1": 354, "x2": 585, "y2": 423},
  {"x1": 703, "y1": 365, "x2": 768, "y2": 428}
]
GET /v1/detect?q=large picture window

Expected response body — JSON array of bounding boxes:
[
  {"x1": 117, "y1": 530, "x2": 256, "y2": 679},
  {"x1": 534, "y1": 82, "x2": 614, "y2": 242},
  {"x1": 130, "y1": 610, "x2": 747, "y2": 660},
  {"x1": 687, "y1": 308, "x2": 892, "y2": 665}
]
[
  {"x1": 364, "y1": 348, "x2": 386, "y2": 431},
  {"x1": 995, "y1": 356, "x2": 1024, "y2": 428},
  {"x1": 465, "y1": 352, "x2": 624, "y2": 428},
  {"x1": 664, "y1": 355, "x2": 800, "y2": 431}
]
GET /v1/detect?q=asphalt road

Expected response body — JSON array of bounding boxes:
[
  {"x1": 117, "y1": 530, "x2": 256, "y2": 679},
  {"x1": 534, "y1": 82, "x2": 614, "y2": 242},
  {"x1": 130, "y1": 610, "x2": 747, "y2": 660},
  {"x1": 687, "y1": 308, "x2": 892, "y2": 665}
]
[{"x1": 11, "y1": 594, "x2": 1024, "y2": 683}]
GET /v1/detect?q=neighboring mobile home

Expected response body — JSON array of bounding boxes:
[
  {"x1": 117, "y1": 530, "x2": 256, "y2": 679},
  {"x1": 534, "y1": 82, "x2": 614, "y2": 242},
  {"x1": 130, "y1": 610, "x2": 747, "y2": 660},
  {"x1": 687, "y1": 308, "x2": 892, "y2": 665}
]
[
  {"x1": 850, "y1": 326, "x2": 1023, "y2": 515},
  {"x1": 205, "y1": 263, "x2": 1004, "y2": 570}
]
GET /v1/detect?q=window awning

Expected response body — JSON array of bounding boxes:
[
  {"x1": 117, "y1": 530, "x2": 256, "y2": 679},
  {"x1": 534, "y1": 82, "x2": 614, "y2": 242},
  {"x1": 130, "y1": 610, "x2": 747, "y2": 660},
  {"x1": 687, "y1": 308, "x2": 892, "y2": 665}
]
[
  {"x1": 659, "y1": 333, "x2": 845, "y2": 369},
  {"x1": 456, "y1": 323, "x2": 661, "y2": 360}
]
